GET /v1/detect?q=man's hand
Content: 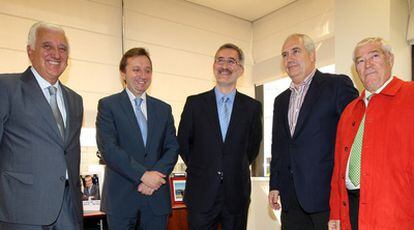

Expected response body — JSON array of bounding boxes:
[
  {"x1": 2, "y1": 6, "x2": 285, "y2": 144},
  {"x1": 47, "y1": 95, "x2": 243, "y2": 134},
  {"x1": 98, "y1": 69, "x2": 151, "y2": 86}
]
[
  {"x1": 140, "y1": 171, "x2": 166, "y2": 190},
  {"x1": 268, "y1": 190, "x2": 281, "y2": 210},
  {"x1": 328, "y1": 220, "x2": 340, "y2": 230},
  {"x1": 137, "y1": 183, "x2": 155, "y2": 196}
]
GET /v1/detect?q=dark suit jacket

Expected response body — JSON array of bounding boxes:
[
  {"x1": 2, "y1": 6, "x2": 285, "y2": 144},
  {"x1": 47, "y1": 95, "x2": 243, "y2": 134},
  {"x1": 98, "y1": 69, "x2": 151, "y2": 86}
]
[
  {"x1": 269, "y1": 70, "x2": 358, "y2": 213},
  {"x1": 96, "y1": 90, "x2": 179, "y2": 217},
  {"x1": 83, "y1": 184, "x2": 100, "y2": 200},
  {"x1": 178, "y1": 89, "x2": 262, "y2": 214},
  {"x1": 0, "y1": 67, "x2": 84, "y2": 225}
]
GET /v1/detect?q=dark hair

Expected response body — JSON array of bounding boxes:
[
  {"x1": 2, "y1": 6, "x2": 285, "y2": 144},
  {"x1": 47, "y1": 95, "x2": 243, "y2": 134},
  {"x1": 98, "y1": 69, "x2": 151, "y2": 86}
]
[
  {"x1": 215, "y1": 43, "x2": 244, "y2": 66},
  {"x1": 119, "y1": 47, "x2": 152, "y2": 72}
]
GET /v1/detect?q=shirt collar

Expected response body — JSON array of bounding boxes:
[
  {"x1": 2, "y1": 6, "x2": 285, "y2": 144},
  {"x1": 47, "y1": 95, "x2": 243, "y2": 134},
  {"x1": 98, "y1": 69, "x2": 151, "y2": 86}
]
[
  {"x1": 289, "y1": 68, "x2": 316, "y2": 91},
  {"x1": 364, "y1": 76, "x2": 394, "y2": 100},
  {"x1": 30, "y1": 66, "x2": 61, "y2": 89},
  {"x1": 125, "y1": 88, "x2": 147, "y2": 103},
  {"x1": 214, "y1": 87, "x2": 236, "y2": 103}
]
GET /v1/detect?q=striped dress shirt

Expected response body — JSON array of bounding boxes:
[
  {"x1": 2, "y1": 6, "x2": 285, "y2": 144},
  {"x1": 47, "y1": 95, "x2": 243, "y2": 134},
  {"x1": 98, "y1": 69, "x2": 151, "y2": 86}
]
[{"x1": 287, "y1": 69, "x2": 316, "y2": 136}]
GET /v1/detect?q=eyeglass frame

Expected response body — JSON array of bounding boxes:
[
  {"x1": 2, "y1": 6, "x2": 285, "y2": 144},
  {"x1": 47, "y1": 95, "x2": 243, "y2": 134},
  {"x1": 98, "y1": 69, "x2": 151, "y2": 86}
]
[{"x1": 214, "y1": 57, "x2": 242, "y2": 67}]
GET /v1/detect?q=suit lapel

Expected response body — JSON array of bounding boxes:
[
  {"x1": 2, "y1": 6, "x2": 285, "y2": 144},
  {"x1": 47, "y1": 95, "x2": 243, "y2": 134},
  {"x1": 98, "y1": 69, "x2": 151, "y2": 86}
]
[
  {"x1": 204, "y1": 89, "x2": 224, "y2": 143},
  {"x1": 279, "y1": 90, "x2": 292, "y2": 139},
  {"x1": 293, "y1": 70, "x2": 324, "y2": 138},
  {"x1": 145, "y1": 95, "x2": 157, "y2": 149},
  {"x1": 61, "y1": 84, "x2": 73, "y2": 146},
  {"x1": 21, "y1": 69, "x2": 64, "y2": 146},
  {"x1": 225, "y1": 91, "x2": 243, "y2": 141},
  {"x1": 119, "y1": 90, "x2": 146, "y2": 147}
]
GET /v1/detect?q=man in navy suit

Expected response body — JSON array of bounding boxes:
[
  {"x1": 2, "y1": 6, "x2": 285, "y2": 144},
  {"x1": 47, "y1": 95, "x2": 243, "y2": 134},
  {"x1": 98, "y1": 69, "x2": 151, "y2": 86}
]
[
  {"x1": 0, "y1": 22, "x2": 84, "y2": 229},
  {"x1": 178, "y1": 43, "x2": 262, "y2": 229},
  {"x1": 268, "y1": 34, "x2": 358, "y2": 229},
  {"x1": 96, "y1": 48, "x2": 179, "y2": 229}
]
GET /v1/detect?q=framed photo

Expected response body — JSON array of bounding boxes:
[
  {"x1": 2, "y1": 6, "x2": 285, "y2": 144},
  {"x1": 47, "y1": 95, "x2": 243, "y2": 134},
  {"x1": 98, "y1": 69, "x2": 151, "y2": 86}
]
[
  {"x1": 170, "y1": 175, "x2": 186, "y2": 205},
  {"x1": 80, "y1": 172, "x2": 102, "y2": 212}
]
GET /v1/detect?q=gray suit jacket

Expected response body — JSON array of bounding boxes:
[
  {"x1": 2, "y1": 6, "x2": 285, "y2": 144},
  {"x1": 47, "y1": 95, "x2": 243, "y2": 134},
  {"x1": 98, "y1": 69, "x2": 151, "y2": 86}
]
[
  {"x1": 0, "y1": 67, "x2": 84, "y2": 225},
  {"x1": 96, "y1": 90, "x2": 179, "y2": 217}
]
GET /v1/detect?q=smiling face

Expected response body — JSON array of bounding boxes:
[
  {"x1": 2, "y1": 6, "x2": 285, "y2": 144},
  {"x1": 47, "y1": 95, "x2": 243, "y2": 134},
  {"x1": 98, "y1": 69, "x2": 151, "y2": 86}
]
[
  {"x1": 121, "y1": 55, "x2": 152, "y2": 97},
  {"x1": 213, "y1": 48, "x2": 244, "y2": 89},
  {"x1": 354, "y1": 41, "x2": 393, "y2": 93},
  {"x1": 281, "y1": 36, "x2": 315, "y2": 85},
  {"x1": 27, "y1": 27, "x2": 69, "y2": 84}
]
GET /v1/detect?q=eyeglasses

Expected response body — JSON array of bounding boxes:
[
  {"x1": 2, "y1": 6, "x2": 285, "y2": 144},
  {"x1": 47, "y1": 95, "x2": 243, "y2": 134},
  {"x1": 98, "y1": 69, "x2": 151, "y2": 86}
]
[{"x1": 214, "y1": 57, "x2": 241, "y2": 67}]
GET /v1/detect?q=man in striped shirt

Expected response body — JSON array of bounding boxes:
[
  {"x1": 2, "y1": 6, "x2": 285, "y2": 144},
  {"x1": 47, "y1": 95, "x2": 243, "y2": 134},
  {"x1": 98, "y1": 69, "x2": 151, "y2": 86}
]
[{"x1": 268, "y1": 33, "x2": 358, "y2": 230}]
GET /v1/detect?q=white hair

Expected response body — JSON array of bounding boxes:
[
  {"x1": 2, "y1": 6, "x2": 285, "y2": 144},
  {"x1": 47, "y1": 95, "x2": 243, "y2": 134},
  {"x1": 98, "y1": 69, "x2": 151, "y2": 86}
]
[
  {"x1": 353, "y1": 37, "x2": 393, "y2": 62},
  {"x1": 283, "y1": 33, "x2": 316, "y2": 53},
  {"x1": 27, "y1": 22, "x2": 67, "y2": 50}
]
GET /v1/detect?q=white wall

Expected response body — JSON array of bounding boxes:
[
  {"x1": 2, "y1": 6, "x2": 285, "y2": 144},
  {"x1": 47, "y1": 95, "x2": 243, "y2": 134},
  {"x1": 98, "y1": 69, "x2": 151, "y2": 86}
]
[
  {"x1": 390, "y1": 0, "x2": 411, "y2": 81},
  {"x1": 252, "y1": 0, "x2": 335, "y2": 85},
  {"x1": 335, "y1": 0, "x2": 411, "y2": 90}
]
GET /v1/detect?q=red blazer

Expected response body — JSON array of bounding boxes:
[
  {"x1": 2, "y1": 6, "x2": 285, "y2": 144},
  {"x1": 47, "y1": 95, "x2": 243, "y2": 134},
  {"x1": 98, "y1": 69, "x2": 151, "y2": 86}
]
[{"x1": 330, "y1": 77, "x2": 414, "y2": 229}]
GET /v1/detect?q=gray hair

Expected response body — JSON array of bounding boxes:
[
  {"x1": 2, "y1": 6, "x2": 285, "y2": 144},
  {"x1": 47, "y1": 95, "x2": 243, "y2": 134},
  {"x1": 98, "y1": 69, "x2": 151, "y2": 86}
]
[
  {"x1": 27, "y1": 22, "x2": 67, "y2": 50},
  {"x1": 215, "y1": 43, "x2": 245, "y2": 66},
  {"x1": 353, "y1": 37, "x2": 392, "y2": 62},
  {"x1": 284, "y1": 33, "x2": 315, "y2": 53}
]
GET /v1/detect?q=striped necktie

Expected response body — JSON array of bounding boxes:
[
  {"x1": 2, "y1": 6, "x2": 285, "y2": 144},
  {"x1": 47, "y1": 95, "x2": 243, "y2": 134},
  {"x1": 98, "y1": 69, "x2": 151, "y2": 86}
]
[
  {"x1": 220, "y1": 96, "x2": 230, "y2": 141},
  {"x1": 348, "y1": 95, "x2": 373, "y2": 186},
  {"x1": 48, "y1": 86, "x2": 65, "y2": 139}
]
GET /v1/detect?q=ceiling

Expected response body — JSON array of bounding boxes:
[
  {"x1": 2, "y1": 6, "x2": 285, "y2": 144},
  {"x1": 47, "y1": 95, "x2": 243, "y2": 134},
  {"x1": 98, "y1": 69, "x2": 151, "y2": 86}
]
[{"x1": 184, "y1": 0, "x2": 296, "y2": 21}]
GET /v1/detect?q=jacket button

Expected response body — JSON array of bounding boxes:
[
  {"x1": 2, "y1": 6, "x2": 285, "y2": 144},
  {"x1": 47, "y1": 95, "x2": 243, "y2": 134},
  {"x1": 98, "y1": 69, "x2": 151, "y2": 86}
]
[
  {"x1": 144, "y1": 153, "x2": 148, "y2": 157},
  {"x1": 352, "y1": 121, "x2": 356, "y2": 126},
  {"x1": 342, "y1": 201, "x2": 347, "y2": 206},
  {"x1": 344, "y1": 147, "x2": 348, "y2": 151}
]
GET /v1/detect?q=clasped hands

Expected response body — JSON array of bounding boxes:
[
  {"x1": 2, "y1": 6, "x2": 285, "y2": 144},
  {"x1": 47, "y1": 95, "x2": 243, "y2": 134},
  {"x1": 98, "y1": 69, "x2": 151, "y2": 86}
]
[{"x1": 137, "y1": 171, "x2": 166, "y2": 196}]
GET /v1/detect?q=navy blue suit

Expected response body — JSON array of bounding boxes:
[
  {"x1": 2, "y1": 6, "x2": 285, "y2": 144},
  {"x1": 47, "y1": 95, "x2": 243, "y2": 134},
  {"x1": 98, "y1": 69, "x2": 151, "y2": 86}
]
[
  {"x1": 96, "y1": 90, "x2": 179, "y2": 227},
  {"x1": 270, "y1": 70, "x2": 358, "y2": 213}
]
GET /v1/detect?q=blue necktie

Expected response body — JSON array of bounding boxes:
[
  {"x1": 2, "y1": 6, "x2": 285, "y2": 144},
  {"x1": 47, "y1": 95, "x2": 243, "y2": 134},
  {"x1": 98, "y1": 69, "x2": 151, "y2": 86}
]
[
  {"x1": 134, "y1": 98, "x2": 147, "y2": 146},
  {"x1": 220, "y1": 96, "x2": 230, "y2": 141}
]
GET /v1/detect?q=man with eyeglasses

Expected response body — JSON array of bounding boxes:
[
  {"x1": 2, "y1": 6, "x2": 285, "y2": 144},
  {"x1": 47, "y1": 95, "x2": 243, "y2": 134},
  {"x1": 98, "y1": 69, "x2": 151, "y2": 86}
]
[
  {"x1": 178, "y1": 43, "x2": 263, "y2": 229},
  {"x1": 268, "y1": 34, "x2": 358, "y2": 229}
]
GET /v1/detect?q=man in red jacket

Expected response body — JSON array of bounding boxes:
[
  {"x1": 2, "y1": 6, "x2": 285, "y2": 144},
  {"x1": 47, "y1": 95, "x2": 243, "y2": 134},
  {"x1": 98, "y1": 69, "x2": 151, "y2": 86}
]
[{"x1": 329, "y1": 37, "x2": 414, "y2": 230}]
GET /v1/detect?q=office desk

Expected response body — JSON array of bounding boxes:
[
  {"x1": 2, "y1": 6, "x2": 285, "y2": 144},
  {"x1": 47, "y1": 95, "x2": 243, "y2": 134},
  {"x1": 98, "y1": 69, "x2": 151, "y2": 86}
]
[
  {"x1": 84, "y1": 211, "x2": 106, "y2": 230},
  {"x1": 83, "y1": 205, "x2": 188, "y2": 229},
  {"x1": 168, "y1": 204, "x2": 188, "y2": 230}
]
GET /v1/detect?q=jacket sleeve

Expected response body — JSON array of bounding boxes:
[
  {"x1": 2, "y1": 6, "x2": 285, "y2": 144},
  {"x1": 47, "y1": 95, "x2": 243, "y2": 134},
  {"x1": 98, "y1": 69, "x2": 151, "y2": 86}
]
[
  {"x1": 329, "y1": 115, "x2": 346, "y2": 220},
  {"x1": 247, "y1": 101, "x2": 263, "y2": 164},
  {"x1": 96, "y1": 99, "x2": 147, "y2": 185},
  {"x1": 335, "y1": 75, "x2": 359, "y2": 114},
  {"x1": 0, "y1": 79, "x2": 8, "y2": 142},
  {"x1": 151, "y1": 105, "x2": 179, "y2": 175},
  {"x1": 269, "y1": 97, "x2": 280, "y2": 191},
  {"x1": 177, "y1": 97, "x2": 193, "y2": 165}
]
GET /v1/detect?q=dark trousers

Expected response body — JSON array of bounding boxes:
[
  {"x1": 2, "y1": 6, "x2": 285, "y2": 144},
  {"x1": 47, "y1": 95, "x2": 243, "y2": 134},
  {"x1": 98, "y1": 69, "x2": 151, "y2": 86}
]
[
  {"x1": 347, "y1": 189, "x2": 359, "y2": 230},
  {"x1": 281, "y1": 183, "x2": 329, "y2": 230},
  {"x1": 106, "y1": 202, "x2": 168, "y2": 230},
  {"x1": 187, "y1": 185, "x2": 248, "y2": 230},
  {"x1": 0, "y1": 182, "x2": 82, "y2": 230}
]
